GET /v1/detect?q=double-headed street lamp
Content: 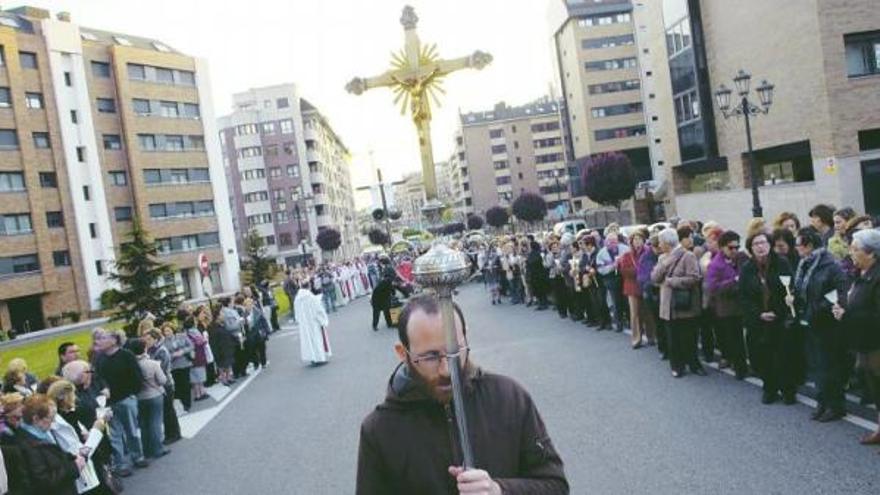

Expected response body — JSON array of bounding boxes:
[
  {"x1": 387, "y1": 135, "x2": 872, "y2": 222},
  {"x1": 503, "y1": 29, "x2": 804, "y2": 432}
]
[{"x1": 714, "y1": 69, "x2": 775, "y2": 218}]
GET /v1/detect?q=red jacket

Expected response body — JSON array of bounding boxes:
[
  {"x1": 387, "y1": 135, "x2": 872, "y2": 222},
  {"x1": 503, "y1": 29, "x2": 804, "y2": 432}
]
[{"x1": 618, "y1": 247, "x2": 644, "y2": 297}]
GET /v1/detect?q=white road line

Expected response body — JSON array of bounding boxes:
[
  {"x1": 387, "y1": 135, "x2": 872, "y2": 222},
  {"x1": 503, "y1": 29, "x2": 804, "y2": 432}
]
[{"x1": 178, "y1": 368, "x2": 262, "y2": 439}]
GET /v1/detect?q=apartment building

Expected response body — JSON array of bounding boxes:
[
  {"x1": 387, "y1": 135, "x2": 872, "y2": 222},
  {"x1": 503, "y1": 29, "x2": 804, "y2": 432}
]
[
  {"x1": 457, "y1": 98, "x2": 569, "y2": 218},
  {"x1": 0, "y1": 7, "x2": 238, "y2": 333},
  {"x1": 661, "y1": 0, "x2": 880, "y2": 228},
  {"x1": 220, "y1": 86, "x2": 359, "y2": 265},
  {"x1": 549, "y1": 0, "x2": 662, "y2": 220}
]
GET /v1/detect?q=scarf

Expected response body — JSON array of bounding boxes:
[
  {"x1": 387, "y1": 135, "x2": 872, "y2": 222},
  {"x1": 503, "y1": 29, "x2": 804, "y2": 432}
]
[{"x1": 20, "y1": 422, "x2": 55, "y2": 444}]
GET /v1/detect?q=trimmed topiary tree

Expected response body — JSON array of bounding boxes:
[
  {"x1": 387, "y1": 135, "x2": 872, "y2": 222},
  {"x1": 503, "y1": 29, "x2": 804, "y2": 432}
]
[
  {"x1": 579, "y1": 151, "x2": 637, "y2": 210},
  {"x1": 485, "y1": 206, "x2": 510, "y2": 229},
  {"x1": 368, "y1": 227, "x2": 390, "y2": 246},
  {"x1": 466, "y1": 214, "x2": 484, "y2": 230},
  {"x1": 316, "y1": 227, "x2": 342, "y2": 259},
  {"x1": 512, "y1": 191, "x2": 548, "y2": 225}
]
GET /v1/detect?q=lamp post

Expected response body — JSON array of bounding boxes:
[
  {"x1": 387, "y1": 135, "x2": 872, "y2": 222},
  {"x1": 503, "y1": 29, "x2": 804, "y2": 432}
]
[
  {"x1": 714, "y1": 69, "x2": 775, "y2": 218},
  {"x1": 294, "y1": 194, "x2": 314, "y2": 258},
  {"x1": 553, "y1": 168, "x2": 568, "y2": 220}
]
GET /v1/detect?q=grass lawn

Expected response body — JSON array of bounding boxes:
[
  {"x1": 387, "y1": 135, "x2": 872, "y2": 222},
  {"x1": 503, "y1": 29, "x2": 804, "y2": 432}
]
[{"x1": 0, "y1": 320, "x2": 124, "y2": 380}]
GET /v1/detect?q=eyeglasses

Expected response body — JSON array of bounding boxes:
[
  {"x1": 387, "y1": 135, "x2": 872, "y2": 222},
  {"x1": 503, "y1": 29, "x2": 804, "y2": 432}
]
[
  {"x1": 406, "y1": 346, "x2": 470, "y2": 371},
  {"x1": 726, "y1": 244, "x2": 740, "y2": 250}
]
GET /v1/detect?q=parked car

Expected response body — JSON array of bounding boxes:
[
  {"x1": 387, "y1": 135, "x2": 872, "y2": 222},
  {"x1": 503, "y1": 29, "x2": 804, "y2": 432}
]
[{"x1": 553, "y1": 219, "x2": 587, "y2": 237}]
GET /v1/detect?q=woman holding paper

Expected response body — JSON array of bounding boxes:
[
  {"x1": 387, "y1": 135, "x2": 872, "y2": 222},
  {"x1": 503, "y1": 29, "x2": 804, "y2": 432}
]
[
  {"x1": 789, "y1": 228, "x2": 849, "y2": 422},
  {"x1": 46, "y1": 380, "x2": 108, "y2": 494},
  {"x1": 740, "y1": 232, "x2": 796, "y2": 404},
  {"x1": 832, "y1": 229, "x2": 880, "y2": 444}
]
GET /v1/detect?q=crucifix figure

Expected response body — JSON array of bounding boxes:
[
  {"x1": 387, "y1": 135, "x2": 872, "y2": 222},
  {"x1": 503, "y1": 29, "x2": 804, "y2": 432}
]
[{"x1": 346, "y1": 5, "x2": 492, "y2": 206}]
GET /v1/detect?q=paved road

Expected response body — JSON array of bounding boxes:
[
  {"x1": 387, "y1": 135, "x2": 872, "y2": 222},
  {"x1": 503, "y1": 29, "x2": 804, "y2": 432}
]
[{"x1": 126, "y1": 284, "x2": 879, "y2": 494}]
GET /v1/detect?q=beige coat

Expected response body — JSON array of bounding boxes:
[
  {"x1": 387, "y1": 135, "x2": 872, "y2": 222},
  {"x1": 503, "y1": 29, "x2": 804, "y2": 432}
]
[{"x1": 651, "y1": 246, "x2": 702, "y2": 321}]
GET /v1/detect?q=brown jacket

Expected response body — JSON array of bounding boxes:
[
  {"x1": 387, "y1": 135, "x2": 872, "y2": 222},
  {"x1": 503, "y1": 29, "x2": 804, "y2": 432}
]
[
  {"x1": 651, "y1": 247, "x2": 702, "y2": 321},
  {"x1": 356, "y1": 363, "x2": 568, "y2": 495}
]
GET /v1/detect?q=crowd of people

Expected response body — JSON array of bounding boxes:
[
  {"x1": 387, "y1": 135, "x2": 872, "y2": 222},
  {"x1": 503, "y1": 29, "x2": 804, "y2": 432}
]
[
  {"x1": 0, "y1": 282, "x2": 281, "y2": 494},
  {"x1": 470, "y1": 204, "x2": 879, "y2": 445}
]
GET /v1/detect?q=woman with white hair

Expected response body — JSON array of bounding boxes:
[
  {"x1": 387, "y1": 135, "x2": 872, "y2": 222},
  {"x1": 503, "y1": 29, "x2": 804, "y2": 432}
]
[
  {"x1": 46, "y1": 380, "x2": 108, "y2": 493},
  {"x1": 832, "y1": 229, "x2": 880, "y2": 444},
  {"x1": 651, "y1": 227, "x2": 705, "y2": 378}
]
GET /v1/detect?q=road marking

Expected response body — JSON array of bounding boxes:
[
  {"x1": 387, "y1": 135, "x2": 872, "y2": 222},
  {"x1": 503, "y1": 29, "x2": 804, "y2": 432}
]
[{"x1": 178, "y1": 368, "x2": 262, "y2": 439}]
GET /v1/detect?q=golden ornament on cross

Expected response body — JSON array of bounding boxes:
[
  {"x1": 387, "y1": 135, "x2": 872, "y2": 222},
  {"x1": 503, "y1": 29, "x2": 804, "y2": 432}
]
[{"x1": 346, "y1": 5, "x2": 492, "y2": 204}]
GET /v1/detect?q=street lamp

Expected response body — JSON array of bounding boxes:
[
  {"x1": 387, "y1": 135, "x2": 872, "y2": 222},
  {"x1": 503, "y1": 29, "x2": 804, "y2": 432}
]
[
  {"x1": 714, "y1": 69, "x2": 775, "y2": 218},
  {"x1": 294, "y1": 193, "x2": 314, "y2": 257},
  {"x1": 553, "y1": 168, "x2": 568, "y2": 220}
]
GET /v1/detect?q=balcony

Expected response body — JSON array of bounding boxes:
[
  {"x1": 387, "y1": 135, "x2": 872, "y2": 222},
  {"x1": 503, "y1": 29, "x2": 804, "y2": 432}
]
[{"x1": 315, "y1": 214, "x2": 332, "y2": 227}]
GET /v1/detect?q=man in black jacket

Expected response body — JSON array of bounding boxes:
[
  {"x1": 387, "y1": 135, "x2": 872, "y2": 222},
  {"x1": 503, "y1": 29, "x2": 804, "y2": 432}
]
[
  {"x1": 94, "y1": 328, "x2": 147, "y2": 476},
  {"x1": 356, "y1": 295, "x2": 568, "y2": 494}
]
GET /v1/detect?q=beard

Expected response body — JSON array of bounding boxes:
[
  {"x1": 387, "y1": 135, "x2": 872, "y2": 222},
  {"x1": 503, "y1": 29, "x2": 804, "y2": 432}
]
[{"x1": 407, "y1": 358, "x2": 455, "y2": 404}]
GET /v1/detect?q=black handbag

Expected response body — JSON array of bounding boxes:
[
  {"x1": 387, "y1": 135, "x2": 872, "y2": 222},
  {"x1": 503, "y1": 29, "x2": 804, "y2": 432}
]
[{"x1": 667, "y1": 252, "x2": 694, "y2": 312}]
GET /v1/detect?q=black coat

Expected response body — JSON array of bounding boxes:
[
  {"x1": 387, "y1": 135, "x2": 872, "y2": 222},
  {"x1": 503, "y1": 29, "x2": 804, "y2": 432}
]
[
  {"x1": 792, "y1": 250, "x2": 848, "y2": 329},
  {"x1": 371, "y1": 278, "x2": 394, "y2": 310},
  {"x1": 357, "y1": 364, "x2": 568, "y2": 495},
  {"x1": 843, "y1": 262, "x2": 880, "y2": 351},
  {"x1": 739, "y1": 254, "x2": 793, "y2": 329},
  {"x1": 8, "y1": 428, "x2": 79, "y2": 495},
  {"x1": 526, "y1": 249, "x2": 547, "y2": 289}
]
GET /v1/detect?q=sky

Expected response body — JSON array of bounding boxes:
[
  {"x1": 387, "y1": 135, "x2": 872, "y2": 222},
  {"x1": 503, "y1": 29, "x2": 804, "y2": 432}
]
[{"x1": 23, "y1": 0, "x2": 558, "y2": 196}]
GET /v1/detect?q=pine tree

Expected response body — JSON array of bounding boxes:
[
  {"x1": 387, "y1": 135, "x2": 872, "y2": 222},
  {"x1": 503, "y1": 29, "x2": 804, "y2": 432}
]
[
  {"x1": 107, "y1": 217, "x2": 180, "y2": 335},
  {"x1": 241, "y1": 227, "x2": 271, "y2": 287}
]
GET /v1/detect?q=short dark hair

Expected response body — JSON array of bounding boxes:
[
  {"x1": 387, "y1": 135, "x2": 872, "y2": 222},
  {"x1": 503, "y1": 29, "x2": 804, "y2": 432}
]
[
  {"x1": 57, "y1": 342, "x2": 75, "y2": 357},
  {"x1": 808, "y1": 204, "x2": 835, "y2": 228},
  {"x1": 745, "y1": 231, "x2": 771, "y2": 256},
  {"x1": 796, "y1": 227, "x2": 822, "y2": 249},
  {"x1": 397, "y1": 294, "x2": 467, "y2": 349},
  {"x1": 126, "y1": 337, "x2": 146, "y2": 356},
  {"x1": 718, "y1": 230, "x2": 740, "y2": 248},
  {"x1": 677, "y1": 226, "x2": 693, "y2": 241}
]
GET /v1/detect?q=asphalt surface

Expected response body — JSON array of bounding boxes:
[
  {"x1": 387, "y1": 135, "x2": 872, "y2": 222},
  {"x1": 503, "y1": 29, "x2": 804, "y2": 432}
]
[{"x1": 125, "y1": 284, "x2": 880, "y2": 494}]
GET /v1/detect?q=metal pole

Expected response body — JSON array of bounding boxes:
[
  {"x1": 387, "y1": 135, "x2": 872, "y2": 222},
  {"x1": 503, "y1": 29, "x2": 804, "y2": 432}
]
[
  {"x1": 377, "y1": 168, "x2": 393, "y2": 244},
  {"x1": 742, "y1": 96, "x2": 762, "y2": 218},
  {"x1": 554, "y1": 171, "x2": 563, "y2": 220},
  {"x1": 413, "y1": 245, "x2": 474, "y2": 468}
]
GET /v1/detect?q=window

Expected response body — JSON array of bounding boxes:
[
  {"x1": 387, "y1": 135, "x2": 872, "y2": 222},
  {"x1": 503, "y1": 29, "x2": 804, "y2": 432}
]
[
  {"x1": 187, "y1": 135, "x2": 205, "y2": 150},
  {"x1": 536, "y1": 153, "x2": 564, "y2": 164},
  {"x1": 277, "y1": 97, "x2": 290, "y2": 108},
  {"x1": 25, "y1": 92, "x2": 43, "y2": 109},
  {"x1": 159, "y1": 100, "x2": 179, "y2": 118},
  {"x1": 584, "y1": 57, "x2": 638, "y2": 72},
  {"x1": 264, "y1": 235, "x2": 276, "y2": 246},
  {"x1": 493, "y1": 160, "x2": 509, "y2": 170},
  {"x1": 89, "y1": 222, "x2": 97, "y2": 238},
  {"x1": 149, "y1": 203, "x2": 167, "y2": 218},
  {"x1": 165, "y1": 135, "x2": 184, "y2": 151},
  {"x1": 1, "y1": 129, "x2": 21, "y2": 148},
  {"x1": 279, "y1": 233, "x2": 293, "y2": 246},
  {"x1": 0, "y1": 172, "x2": 25, "y2": 192},
  {"x1": 38, "y1": 172, "x2": 57, "y2": 188},
  {"x1": 19, "y1": 51, "x2": 37, "y2": 69},
  {"x1": 53, "y1": 250, "x2": 71, "y2": 267},
  {"x1": 114, "y1": 207, "x2": 133, "y2": 221},
  {"x1": 247, "y1": 213, "x2": 273, "y2": 226},
  {"x1": 83, "y1": 186, "x2": 90, "y2": 201},
  {"x1": 495, "y1": 176, "x2": 511, "y2": 185},
  {"x1": 491, "y1": 144, "x2": 507, "y2": 154},
  {"x1": 91, "y1": 61, "x2": 111, "y2": 78},
  {"x1": 95, "y1": 260, "x2": 103, "y2": 275},
  {"x1": 70, "y1": 110, "x2": 78, "y2": 123},
  {"x1": 109, "y1": 171, "x2": 127, "y2": 185},
  {"x1": 236, "y1": 124, "x2": 258, "y2": 135},
  {"x1": 581, "y1": 34, "x2": 635, "y2": 50},
  {"x1": 591, "y1": 102, "x2": 643, "y2": 118},
  {"x1": 276, "y1": 211, "x2": 290, "y2": 223},
  {"x1": 0, "y1": 254, "x2": 39, "y2": 276},
  {"x1": 194, "y1": 200, "x2": 214, "y2": 216},
  {"x1": 1, "y1": 213, "x2": 31, "y2": 235},
  {"x1": 280, "y1": 119, "x2": 294, "y2": 134},
  {"x1": 96, "y1": 98, "x2": 116, "y2": 113},
  {"x1": 269, "y1": 167, "x2": 282, "y2": 178},
  {"x1": 0, "y1": 48, "x2": 4, "y2": 66},
  {"x1": 673, "y1": 90, "x2": 701, "y2": 124},
  {"x1": 265, "y1": 144, "x2": 279, "y2": 157},
  {"x1": 133, "y1": 98, "x2": 151, "y2": 115},
  {"x1": 845, "y1": 31, "x2": 880, "y2": 77},
  {"x1": 127, "y1": 63, "x2": 146, "y2": 80},
  {"x1": 102, "y1": 134, "x2": 122, "y2": 150},
  {"x1": 533, "y1": 138, "x2": 563, "y2": 148},
  {"x1": 263, "y1": 122, "x2": 276, "y2": 134},
  {"x1": 577, "y1": 12, "x2": 631, "y2": 27},
  {"x1": 156, "y1": 68, "x2": 174, "y2": 84},
  {"x1": 283, "y1": 142, "x2": 295, "y2": 155},
  {"x1": 138, "y1": 134, "x2": 157, "y2": 150},
  {"x1": 244, "y1": 191, "x2": 269, "y2": 203},
  {"x1": 182, "y1": 103, "x2": 199, "y2": 118},
  {"x1": 530, "y1": 121, "x2": 560, "y2": 133},
  {"x1": 32, "y1": 132, "x2": 50, "y2": 149},
  {"x1": 64, "y1": 72, "x2": 72, "y2": 86},
  {"x1": 0, "y1": 87, "x2": 10, "y2": 107},
  {"x1": 76, "y1": 146, "x2": 86, "y2": 162},
  {"x1": 239, "y1": 146, "x2": 262, "y2": 158},
  {"x1": 169, "y1": 169, "x2": 189, "y2": 183},
  {"x1": 113, "y1": 36, "x2": 132, "y2": 46},
  {"x1": 287, "y1": 165, "x2": 299, "y2": 177},
  {"x1": 595, "y1": 125, "x2": 646, "y2": 141},
  {"x1": 46, "y1": 211, "x2": 64, "y2": 228},
  {"x1": 489, "y1": 129, "x2": 504, "y2": 139},
  {"x1": 177, "y1": 71, "x2": 195, "y2": 86}
]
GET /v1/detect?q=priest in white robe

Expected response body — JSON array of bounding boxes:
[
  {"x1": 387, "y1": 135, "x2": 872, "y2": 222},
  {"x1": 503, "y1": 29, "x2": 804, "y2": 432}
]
[{"x1": 294, "y1": 286, "x2": 332, "y2": 365}]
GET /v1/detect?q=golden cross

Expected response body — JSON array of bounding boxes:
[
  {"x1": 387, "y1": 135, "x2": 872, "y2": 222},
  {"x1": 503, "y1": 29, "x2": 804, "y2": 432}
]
[{"x1": 346, "y1": 5, "x2": 492, "y2": 204}]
